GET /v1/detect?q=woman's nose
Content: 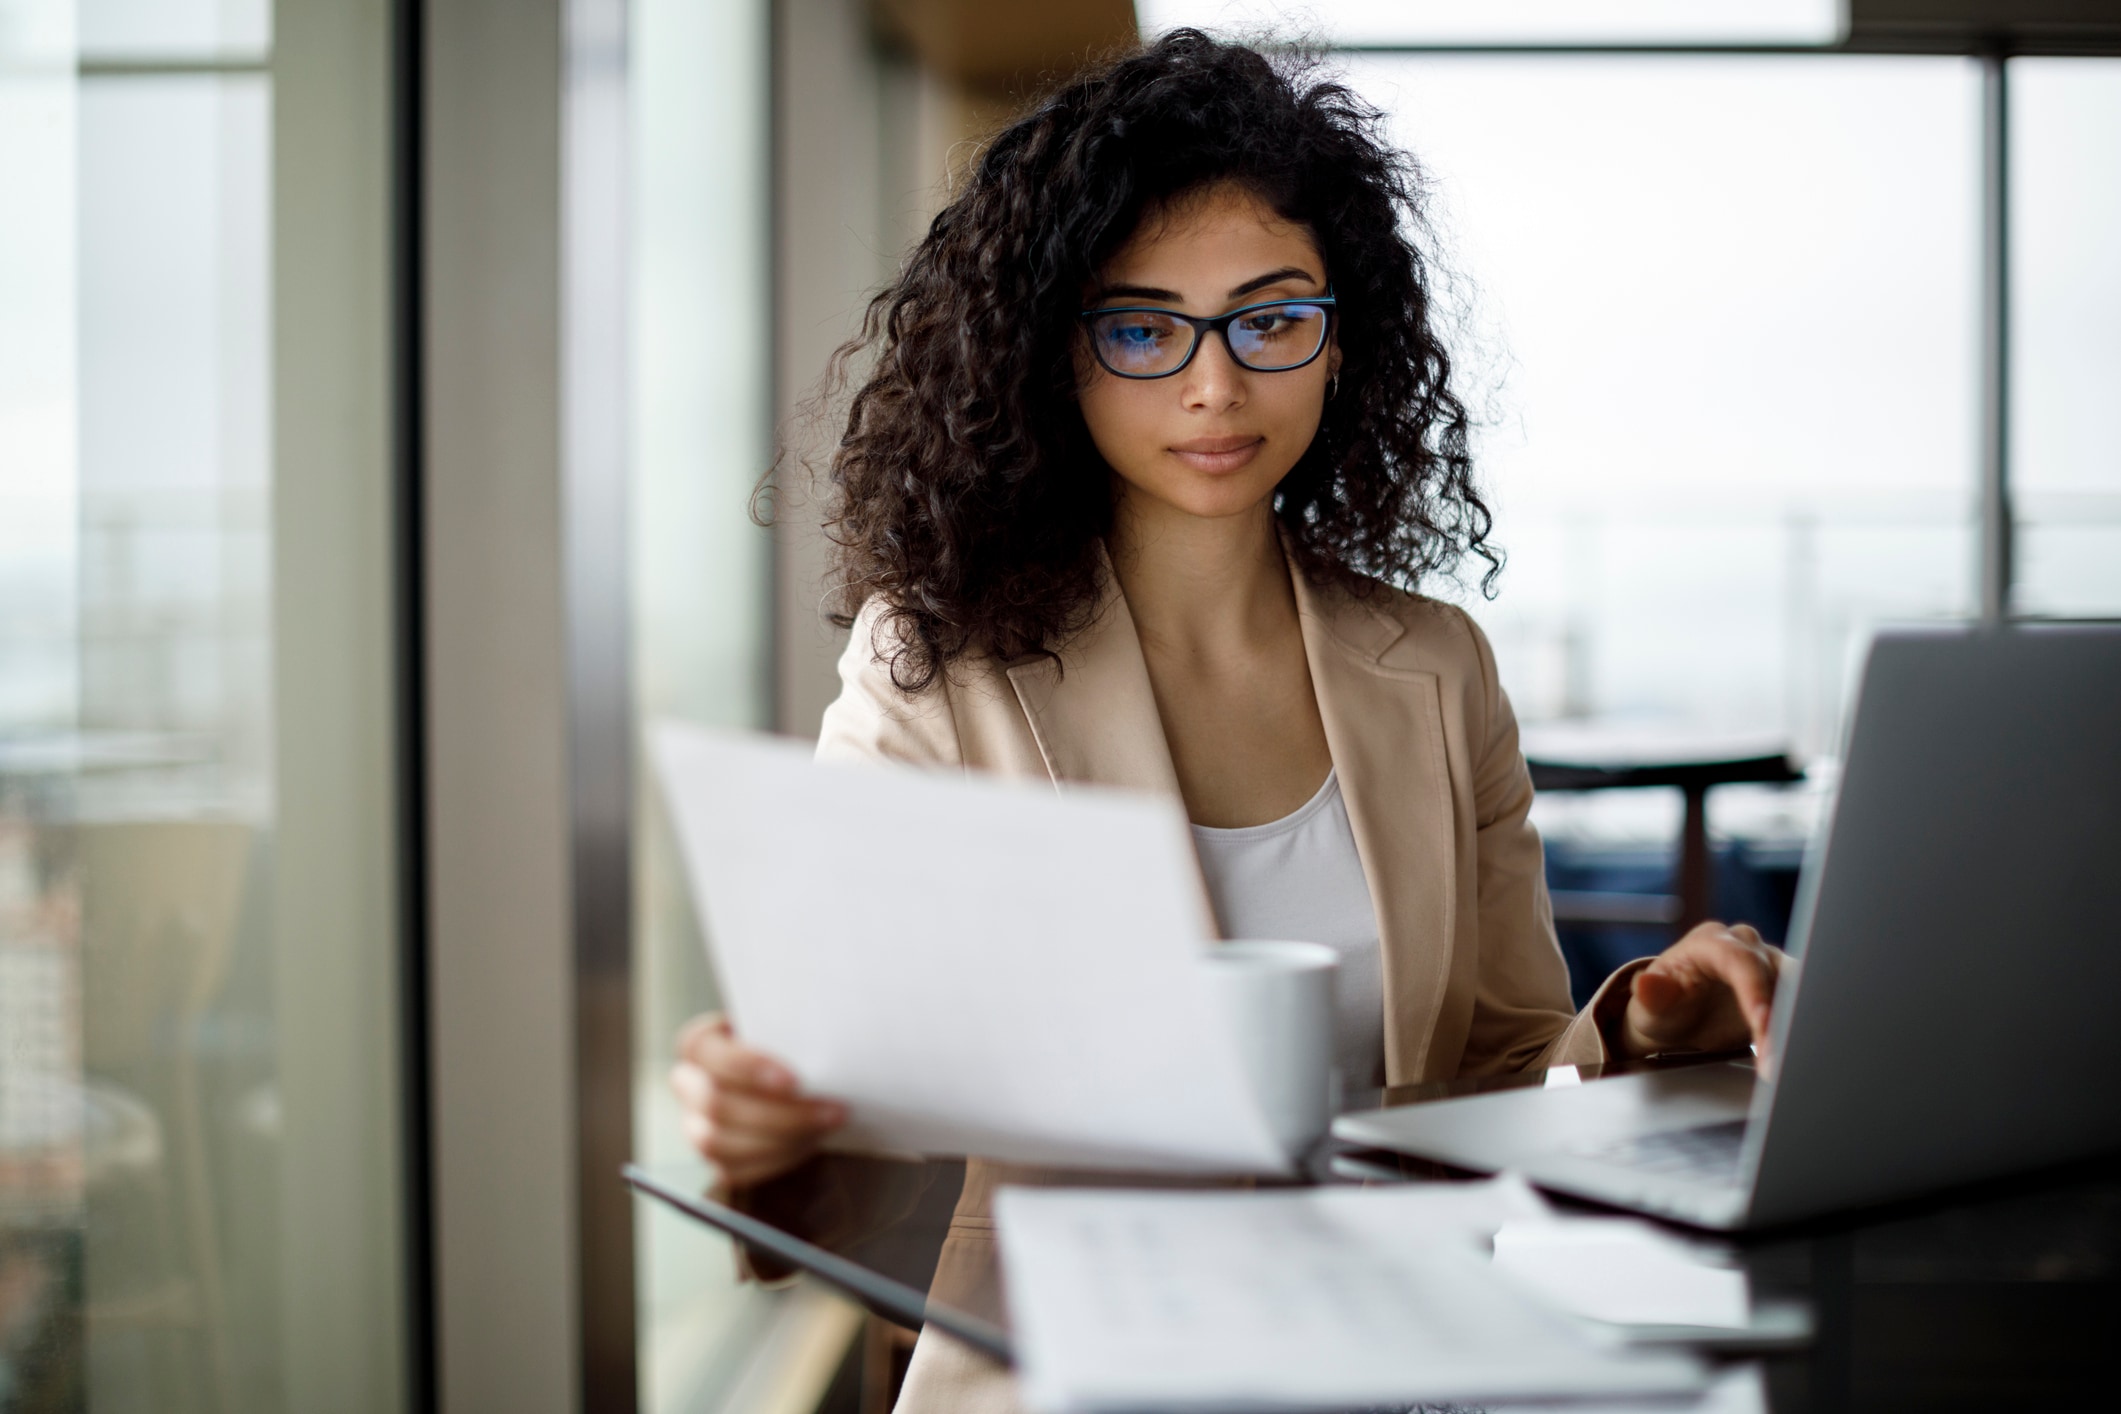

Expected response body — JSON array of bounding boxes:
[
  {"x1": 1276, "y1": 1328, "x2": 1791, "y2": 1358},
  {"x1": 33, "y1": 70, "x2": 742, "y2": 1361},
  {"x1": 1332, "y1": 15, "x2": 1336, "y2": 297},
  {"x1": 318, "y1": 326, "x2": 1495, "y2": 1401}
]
[{"x1": 1177, "y1": 331, "x2": 1248, "y2": 411}]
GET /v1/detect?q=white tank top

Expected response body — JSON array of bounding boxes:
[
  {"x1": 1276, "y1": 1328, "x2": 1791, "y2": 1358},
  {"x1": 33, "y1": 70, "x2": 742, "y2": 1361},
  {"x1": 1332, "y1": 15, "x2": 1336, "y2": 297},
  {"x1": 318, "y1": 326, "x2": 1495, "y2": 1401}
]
[{"x1": 1190, "y1": 770, "x2": 1386, "y2": 1090}]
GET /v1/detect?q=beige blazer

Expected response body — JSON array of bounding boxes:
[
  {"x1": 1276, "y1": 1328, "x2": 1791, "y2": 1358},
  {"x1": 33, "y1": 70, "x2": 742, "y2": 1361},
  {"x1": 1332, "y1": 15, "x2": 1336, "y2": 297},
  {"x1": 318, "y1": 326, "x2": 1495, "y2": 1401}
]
[{"x1": 805, "y1": 550, "x2": 1641, "y2": 1413}]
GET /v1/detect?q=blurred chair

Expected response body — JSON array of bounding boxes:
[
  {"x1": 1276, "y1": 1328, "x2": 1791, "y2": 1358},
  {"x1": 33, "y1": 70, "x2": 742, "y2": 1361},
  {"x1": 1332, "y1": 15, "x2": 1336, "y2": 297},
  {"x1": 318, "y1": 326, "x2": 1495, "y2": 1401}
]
[
  {"x1": 75, "y1": 820, "x2": 252, "y2": 1414},
  {"x1": 1522, "y1": 726, "x2": 1803, "y2": 935}
]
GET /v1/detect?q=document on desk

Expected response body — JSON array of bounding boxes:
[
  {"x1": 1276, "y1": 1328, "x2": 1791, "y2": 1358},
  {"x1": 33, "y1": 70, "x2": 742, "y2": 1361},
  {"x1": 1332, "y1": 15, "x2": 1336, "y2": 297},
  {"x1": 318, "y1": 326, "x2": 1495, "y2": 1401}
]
[
  {"x1": 651, "y1": 724, "x2": 1288, "y2": 1174},
  {"x1": 997, "y1": 1181, "x2": 1707, "y2": 1413},
  {"x1": 1493, "y1": 1218, "x2": 1751, "y2": 1330}
]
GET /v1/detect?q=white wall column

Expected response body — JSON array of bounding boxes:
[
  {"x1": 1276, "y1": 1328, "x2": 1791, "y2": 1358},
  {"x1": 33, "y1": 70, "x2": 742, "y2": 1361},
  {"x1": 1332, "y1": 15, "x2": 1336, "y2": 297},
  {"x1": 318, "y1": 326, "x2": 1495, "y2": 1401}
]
[{"x1": 423, "y1": 0, "x2": 634, "y2": 1408}]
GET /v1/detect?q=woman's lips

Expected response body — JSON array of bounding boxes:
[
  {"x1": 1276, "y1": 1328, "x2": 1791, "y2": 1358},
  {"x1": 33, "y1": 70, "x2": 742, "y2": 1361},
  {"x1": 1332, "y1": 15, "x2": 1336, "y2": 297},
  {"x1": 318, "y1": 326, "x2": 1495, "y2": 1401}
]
[{"x1": 1168, "y1": 436, "x2": 1264, "y2": 474}]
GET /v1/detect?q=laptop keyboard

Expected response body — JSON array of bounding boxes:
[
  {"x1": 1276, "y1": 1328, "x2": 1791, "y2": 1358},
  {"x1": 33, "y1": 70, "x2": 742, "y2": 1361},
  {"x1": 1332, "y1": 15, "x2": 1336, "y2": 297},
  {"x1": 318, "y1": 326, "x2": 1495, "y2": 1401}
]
[{"x1": 1570, "y1": 1119, "x2": 1749, "y2": 1185}]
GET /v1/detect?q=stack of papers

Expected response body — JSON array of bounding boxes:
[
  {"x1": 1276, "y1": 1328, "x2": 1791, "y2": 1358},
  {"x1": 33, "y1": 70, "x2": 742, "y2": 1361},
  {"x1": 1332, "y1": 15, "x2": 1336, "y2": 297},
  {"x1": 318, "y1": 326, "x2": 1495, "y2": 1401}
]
[{"x1": 997, "y1": 1178, "x2": 1710, "y2": 1411}]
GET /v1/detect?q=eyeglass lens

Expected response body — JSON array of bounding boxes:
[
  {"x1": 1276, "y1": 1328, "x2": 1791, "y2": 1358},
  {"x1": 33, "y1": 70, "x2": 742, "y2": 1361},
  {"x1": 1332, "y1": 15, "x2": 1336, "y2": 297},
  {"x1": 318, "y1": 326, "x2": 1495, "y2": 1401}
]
[{"x1": 1088, "y1": 302, "x2": 1330, "y2": 377}]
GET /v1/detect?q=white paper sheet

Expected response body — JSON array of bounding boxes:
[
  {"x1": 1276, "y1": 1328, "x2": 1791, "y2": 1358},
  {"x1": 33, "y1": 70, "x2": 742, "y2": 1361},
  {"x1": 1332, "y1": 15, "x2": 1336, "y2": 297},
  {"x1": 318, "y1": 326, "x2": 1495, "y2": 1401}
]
[
  {"x1": 1493, "y1": 1217, "x2": 1752, "y2": 1330},
  {"x1": 1483, "y1": 1364, "x2": 1767, "y2": 1414},
  {"x1": 651, "y1": 724, "x2": 1288, "y2": 1174},
  {"x1": 996, "y1": 1181, "x2": 1707, "y2": 1412}
]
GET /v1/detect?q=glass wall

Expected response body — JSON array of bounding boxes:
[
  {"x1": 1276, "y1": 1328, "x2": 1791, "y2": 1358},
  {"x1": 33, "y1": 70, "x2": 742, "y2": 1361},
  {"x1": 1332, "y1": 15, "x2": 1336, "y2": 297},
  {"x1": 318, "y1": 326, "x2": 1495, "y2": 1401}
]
[
  {"x1": 2012, "y1": 58, "x2": 2121, "y2": 618},
  {"x1": 1, "y1": 2, "x2": 85, "y2": 1399},
  {"x1": 0, "y1": 1, "x2": 406, "y2": 1409},
  {"x1": 78, "y1": 45, "x2": 278, "y2": 1414},
  {"x1": 1346, "y1": 55, "x2": 1980, "y2": 755},
  {"x1": 628, "y1": 0, "x2": 812, "y2": 1409},
  {"x1": 1341, "y1": 55, "x2": 1980, "y2": 862}
]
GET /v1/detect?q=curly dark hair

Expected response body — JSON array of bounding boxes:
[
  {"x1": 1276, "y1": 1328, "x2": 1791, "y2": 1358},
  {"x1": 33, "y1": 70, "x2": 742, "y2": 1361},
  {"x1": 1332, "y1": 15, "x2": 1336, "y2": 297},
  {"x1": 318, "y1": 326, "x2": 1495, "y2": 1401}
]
[{"x1": 814, "y1": 28, "x2": 1497, "y2": 692}]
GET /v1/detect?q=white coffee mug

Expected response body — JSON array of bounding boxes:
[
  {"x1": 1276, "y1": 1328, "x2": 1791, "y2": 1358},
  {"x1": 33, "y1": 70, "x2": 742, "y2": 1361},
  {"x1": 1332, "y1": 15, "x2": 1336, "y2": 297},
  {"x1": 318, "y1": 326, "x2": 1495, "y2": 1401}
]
[{"x1": 1201, "y1": 939, "x2": 1339, "y2": 1157}]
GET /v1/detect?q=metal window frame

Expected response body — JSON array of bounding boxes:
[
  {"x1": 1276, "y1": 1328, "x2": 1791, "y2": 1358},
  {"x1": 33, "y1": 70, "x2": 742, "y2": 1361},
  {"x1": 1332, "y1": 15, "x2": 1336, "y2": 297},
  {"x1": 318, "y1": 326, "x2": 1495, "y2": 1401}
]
[{"x1": 392, "y1": 0, "x2": 436, "y2": 1408}]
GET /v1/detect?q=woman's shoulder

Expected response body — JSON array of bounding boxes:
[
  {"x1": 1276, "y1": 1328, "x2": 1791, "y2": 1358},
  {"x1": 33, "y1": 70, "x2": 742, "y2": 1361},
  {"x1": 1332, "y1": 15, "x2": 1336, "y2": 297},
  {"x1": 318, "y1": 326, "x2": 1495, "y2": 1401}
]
[
  {"x1": 1309, "y1": 571, "x2": 1501, "y2": 690},
  {"x1": 1312, "y1": 575, "x2": 1517, "y2": 768},
  {"x1": 820, "y1": 599, "x2": 1061, "y2": 779},
  {"x1": 816, "y1": 599, "x2": 970, "y2": 768},
  {"x1": 818, "y1": 599, "x2": 1034, "y2": 767}
]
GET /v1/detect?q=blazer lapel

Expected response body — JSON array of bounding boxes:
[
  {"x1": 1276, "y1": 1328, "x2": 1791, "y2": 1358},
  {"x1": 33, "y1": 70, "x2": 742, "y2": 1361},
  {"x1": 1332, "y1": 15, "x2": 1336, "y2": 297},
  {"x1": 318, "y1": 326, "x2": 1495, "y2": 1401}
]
[
  {"x1": 1002, "y1": 564, "x2": 1185, "y2": 799},
  {"x1": 1291, "y1": 572, "x2": 1459, "y2": 1084}
]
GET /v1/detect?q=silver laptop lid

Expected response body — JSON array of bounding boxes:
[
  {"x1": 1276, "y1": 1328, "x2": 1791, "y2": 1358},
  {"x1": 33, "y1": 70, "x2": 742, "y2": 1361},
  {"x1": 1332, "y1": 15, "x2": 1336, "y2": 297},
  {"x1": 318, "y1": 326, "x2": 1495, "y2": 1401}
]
[{"x1": 1745, "y1": 624, "x2": 2121, "y2": 1225}]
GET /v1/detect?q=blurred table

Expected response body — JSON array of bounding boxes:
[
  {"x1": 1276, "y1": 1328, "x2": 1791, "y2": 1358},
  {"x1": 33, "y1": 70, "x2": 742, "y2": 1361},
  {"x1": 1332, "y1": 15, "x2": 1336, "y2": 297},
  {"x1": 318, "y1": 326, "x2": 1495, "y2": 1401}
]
[{"x1": 1521, "y1": 725, "x2": 1805, "y2": 933}]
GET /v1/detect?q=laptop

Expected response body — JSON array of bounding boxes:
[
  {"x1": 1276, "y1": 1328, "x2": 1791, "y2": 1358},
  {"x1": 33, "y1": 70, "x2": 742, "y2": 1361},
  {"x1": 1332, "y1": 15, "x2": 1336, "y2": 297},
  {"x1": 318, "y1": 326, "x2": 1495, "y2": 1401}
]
[{"x1": 1332, "y1": 625, "x2": 2121, "y2": 1230}]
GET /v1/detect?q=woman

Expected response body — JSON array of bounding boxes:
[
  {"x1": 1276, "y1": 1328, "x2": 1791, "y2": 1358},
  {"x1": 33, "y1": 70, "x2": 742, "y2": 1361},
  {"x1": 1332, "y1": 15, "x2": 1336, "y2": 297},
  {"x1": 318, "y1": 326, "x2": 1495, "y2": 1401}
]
[{"x1": 672, "y1": 30, "x2": 1784, "y2": 1412}]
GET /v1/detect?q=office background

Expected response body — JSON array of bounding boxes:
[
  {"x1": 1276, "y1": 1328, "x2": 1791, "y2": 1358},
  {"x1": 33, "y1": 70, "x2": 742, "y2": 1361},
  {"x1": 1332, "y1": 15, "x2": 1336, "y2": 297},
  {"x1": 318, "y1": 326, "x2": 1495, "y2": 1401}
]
[{"x1": 0, "y1": 1, "x2": 2115, "y2": 1411}]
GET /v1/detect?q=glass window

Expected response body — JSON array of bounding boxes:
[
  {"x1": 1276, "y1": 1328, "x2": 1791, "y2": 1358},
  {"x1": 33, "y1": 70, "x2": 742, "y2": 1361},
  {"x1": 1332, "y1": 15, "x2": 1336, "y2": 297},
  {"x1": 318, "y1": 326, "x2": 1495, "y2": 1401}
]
[
  {"x1": 74, "y1": 73, "x2": 280, "y2": 1408},
  {"x1": 79, "y1": 0, "x2": 270, "y2": 62},
  {"x1": 0, "y1": 11, "x2": 82, "y2": 1402},
  {"x1": 629, "y1": 0, "x2": 793, "y2": 1408},
  {"x1": 2011, "y1": 58, "x2": 2121, "y2": 618},
  {"x1": 1341, "y1": 55, "x2": 1981, "y2": 774},
  {"x1": 2, "y1": 10, "x2": 405, "y2": 1411},
  {"x1": 1141, "y1": 0, "x2": 1844, "y2": 47}
]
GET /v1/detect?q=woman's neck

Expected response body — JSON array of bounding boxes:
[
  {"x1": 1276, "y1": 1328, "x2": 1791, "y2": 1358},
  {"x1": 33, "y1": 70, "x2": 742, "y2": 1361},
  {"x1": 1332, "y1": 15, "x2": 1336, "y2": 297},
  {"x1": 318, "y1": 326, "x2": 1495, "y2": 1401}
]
[{"x1": 1107, "y1": 490, "x2": 1295, "y2": 660}]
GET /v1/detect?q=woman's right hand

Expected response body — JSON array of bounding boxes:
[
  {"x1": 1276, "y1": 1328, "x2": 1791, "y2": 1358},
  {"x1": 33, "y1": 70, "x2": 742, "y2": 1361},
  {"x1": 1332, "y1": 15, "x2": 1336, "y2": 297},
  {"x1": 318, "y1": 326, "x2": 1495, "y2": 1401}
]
[{"x1": 670, "y1": 1013, "x2": 848, "y2": 1189}]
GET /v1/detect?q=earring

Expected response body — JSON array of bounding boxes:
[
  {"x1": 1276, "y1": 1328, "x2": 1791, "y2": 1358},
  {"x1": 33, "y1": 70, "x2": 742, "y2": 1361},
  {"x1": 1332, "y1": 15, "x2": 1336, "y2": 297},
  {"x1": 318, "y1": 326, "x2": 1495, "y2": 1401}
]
[{"x1": 1327, "y1": 374, "x2": 1340, "y2": 401}]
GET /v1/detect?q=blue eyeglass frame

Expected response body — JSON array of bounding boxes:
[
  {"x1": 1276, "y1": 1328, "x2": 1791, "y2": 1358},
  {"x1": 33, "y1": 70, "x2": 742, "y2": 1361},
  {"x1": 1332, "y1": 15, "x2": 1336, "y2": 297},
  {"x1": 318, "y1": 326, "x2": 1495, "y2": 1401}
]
[{"x1": 1077, "y1": 288, "x2": 1338, "y2": 379}]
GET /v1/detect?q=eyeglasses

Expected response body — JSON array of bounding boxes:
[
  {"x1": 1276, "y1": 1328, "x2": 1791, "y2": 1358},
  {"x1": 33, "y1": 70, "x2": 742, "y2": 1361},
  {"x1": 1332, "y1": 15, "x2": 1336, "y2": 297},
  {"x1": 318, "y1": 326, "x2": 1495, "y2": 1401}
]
[{"x1": 1078, "y1": 290, "x2": 1337, "y2": 380}]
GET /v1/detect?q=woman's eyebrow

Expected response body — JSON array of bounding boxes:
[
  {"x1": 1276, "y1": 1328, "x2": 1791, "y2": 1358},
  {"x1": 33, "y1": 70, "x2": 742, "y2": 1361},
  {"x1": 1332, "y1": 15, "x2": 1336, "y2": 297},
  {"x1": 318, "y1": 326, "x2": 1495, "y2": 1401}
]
[
  {"x1": 1094, "y1": 283, "x2": 1183, "y2": 304},
  {"x1": 1227, "y1": 267, "x2": 1320, "y2": 299},
  {"x1": 1092, "y1": 268, "x2": 1322, "y2": 307}
]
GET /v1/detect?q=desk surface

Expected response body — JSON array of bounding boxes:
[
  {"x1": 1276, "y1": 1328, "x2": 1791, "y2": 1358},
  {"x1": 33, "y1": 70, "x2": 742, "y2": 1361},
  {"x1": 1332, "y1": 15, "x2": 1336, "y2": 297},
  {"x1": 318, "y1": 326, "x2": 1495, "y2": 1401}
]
[
  {"x1": 1336, "y1": 1058, "x2": 2121, "y2": 1411},
  {"x1": 639, "y1": 1056, "x2": 2121, "y2": 1411}
]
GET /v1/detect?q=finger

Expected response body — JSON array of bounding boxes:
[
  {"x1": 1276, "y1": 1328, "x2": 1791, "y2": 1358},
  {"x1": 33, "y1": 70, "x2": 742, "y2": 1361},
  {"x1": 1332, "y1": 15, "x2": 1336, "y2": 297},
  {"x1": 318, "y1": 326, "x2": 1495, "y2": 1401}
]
[
  {"x1": 707, "y1": 1086, "x2": 847, "y2": 1138},
  {"x1": 1700, "y1": 933, "x2": 1779, "y2": 1046},
  {"x1": 699, "y1": 1123, "x2": 824, "y2": 1172},
  {"x1": 1635, "y1": 945, "x2": 1721, "y2": 1011},
  {"x1": 669, "y1": 1060, "x2": 711, "y2": 1111},
  {"x1": 1627, "y1": 928, "x2": 1745, "y2": 1048},
  {"x1": 679, "y1": 1107, "x2": 715, "y2": 1161},
  {"x1": 1630, "y1": 966, "x2": 1690, "y2": 1016},
  {"x1": 1658, "y1": 923, "x2": 1767, "y2": 994},
  {"x1": 674, "y1": 1012, "x2": 729, "y2": 1064},
  {"x1": 1646, "y1": 931, "x2": 1726, "y2": 991},
  {"x1": 1671, "y1": 920, "x2": 1746, "y2": 964},
  {"x1": 680, "y1": 1016, "x2": 802, "y2": 1095},
  {"x1": 696, "y1": 1031, "x2": 800, "y2": 1096},
  {"x1": 680, "y1": 1105, "x2": 819, "y2": 1170}
]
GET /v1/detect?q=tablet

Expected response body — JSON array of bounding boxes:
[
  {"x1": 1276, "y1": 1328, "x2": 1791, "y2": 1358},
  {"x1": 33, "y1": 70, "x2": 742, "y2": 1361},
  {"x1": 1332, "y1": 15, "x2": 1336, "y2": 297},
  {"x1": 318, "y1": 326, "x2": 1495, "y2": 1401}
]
[{"x1": 622, "y1": 1164, "x2": 1014, "y2": 1366}]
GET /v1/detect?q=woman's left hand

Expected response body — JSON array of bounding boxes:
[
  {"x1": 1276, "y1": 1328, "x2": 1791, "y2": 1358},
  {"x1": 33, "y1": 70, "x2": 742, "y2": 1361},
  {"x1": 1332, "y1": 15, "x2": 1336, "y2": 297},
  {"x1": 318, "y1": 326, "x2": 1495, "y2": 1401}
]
[{"x1": 1616, "y1": 922, "x2": 1787, "y2": 1065}]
